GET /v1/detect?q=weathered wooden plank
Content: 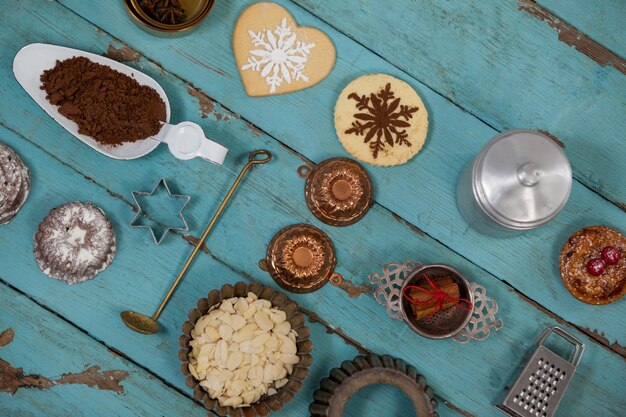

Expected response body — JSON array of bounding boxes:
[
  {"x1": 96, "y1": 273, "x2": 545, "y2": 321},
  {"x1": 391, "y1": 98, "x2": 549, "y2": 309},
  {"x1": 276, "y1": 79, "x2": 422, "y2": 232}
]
[
  {"x1": 516, "y1": 0, "x2": 626, "y2": 74},
  {"x1": 9, "y1": 0, "x2": 626, "y2": 346},
  {"x1": 0, "y1": 127, "x2": 459, "y2": 416},
  {"x1": 536, "y1": 0, "x2": 626, "y2": 58},
  {"x1": 1, "y1": 81, "x2": 624, "y2": 417},
  {"x1": 0, "y1": 283, "x2": 209, "y2": 417},
  {"x1": 287, "y1": 0, "x2": 626, "y2": 205}
]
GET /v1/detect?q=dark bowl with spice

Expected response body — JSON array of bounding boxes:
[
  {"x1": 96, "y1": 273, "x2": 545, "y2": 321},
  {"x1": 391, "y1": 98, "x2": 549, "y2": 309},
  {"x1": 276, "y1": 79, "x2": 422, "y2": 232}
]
[
  {"x1": 399, "y1": 264, "x2": 474, "y2": 339},
  {"x1": 124, "y1": 0, "x2": 216, "y2": 36}
]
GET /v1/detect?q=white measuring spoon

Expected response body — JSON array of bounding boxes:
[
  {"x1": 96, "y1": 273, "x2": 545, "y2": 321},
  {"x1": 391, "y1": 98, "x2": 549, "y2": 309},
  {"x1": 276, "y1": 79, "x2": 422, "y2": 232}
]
[{"x1": 13, "y1": 43, "x2": 227, "y2": 164}]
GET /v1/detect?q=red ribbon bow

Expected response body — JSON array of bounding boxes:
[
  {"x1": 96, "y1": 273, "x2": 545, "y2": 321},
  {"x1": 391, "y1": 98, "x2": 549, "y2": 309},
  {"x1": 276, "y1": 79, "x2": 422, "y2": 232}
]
[{"x1": 402, "y1": 274, "x2": 473, "y2": 319}]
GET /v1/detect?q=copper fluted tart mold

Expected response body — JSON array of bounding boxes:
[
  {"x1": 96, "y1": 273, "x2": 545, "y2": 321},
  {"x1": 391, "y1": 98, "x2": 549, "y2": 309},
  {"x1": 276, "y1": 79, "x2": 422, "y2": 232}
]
[
  {"x1": 178, "y1": 282, "x2": 313, "y2": 417},
  {"x1": 309, "y1": 354, "x2": 439, "y2": 417},
  {"x1": 298, "y1": 158, "x2": 372, "y2": 227},
  {"x1": 260, "y1": 224, "x2": 343, "y2": 294}
]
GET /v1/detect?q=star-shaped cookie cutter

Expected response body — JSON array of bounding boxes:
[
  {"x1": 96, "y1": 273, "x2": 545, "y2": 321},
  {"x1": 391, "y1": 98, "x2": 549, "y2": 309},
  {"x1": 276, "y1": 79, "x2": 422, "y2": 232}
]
[{"x1": 129, "y1": 178, "x2": 191, "y2": 245}]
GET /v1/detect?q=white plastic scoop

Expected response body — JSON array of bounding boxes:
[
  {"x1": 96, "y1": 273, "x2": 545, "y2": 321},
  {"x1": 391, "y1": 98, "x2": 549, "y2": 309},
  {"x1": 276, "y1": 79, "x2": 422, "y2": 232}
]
[{"x1": 13, "y1": 43, "x2": 227, "y2": 164}]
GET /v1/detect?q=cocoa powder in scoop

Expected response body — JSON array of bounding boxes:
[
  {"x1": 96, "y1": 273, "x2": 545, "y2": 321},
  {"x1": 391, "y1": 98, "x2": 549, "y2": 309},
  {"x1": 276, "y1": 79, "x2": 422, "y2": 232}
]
[{"x1": 40, "y1": 56, "x2": 166, "y2": 146}]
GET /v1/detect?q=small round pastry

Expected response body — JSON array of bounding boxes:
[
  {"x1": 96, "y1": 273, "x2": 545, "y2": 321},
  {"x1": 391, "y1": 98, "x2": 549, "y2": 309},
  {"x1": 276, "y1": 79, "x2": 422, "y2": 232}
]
[
  {"x1": 334, "y1": 74, "x2": 428, "y2": 166},
  {"x1": 560, "y1": 226, "x2": 626, "y2": 305},
  {"x1": 0, "y1": 142, "x2": 30, "y2": 225},
  {"x1": 34, "y1": 202, "x2": 116, "y2": 284}
]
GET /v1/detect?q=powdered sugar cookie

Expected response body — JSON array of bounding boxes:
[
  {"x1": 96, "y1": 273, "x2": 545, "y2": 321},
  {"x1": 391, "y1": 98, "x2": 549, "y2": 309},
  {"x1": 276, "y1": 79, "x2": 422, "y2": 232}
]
[
  {"x1": 34, "y1": 202, "x2": 116, "y2": 284},
  {"x1": 334, "y1": 74, "x2": 428, "y2": 166},
  {"x1": 0, "y1": 142, "x2": 30, "y2": 225},
  {"x1": 233, "y1": 2, "x2": 335, "y2": 96}
]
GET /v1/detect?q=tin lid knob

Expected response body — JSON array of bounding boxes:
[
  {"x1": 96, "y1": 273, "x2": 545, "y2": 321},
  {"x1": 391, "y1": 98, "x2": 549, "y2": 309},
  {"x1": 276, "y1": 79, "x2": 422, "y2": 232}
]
[{"x1": 517, "y1": 163, "x2": 540, "y2": 186}]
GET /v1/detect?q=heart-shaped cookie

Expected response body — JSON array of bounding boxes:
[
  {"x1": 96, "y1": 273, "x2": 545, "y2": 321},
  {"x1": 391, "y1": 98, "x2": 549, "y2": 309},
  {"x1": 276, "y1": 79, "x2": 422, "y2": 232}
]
[{"x1": 233, "y1": 2, "x2": 336, "y2": 97}]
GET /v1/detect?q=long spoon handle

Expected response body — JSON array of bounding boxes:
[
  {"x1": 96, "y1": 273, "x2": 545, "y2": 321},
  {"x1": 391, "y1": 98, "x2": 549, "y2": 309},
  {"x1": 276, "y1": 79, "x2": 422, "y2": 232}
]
[{"x1": 151, "y1": 150, "x2": 272, "y2": 320}]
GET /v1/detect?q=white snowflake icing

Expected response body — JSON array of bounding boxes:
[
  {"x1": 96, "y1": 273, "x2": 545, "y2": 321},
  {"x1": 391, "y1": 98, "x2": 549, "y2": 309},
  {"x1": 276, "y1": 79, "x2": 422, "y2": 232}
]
[{"x1": 241, "y1": 17, "x2": 315, "y2": 94}]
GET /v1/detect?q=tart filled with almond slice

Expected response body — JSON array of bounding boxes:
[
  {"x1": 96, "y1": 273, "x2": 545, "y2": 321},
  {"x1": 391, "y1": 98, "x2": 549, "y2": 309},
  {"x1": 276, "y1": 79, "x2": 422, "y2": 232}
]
[{"x1": 560, "y1": 226, "x2": 626, "y2": 304}]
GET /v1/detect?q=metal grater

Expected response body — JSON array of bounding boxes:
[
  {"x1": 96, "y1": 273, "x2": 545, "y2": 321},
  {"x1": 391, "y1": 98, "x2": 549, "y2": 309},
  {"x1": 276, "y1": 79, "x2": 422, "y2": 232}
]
[{"x1": 496, "y1": 326, "x2": 584, "y2": 417}]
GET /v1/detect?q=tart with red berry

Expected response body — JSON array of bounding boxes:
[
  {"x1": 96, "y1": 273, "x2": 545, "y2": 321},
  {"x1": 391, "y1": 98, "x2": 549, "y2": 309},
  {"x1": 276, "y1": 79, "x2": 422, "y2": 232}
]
[{"x1": 560, "y1": 226, "x2": 626, "y2": 304}]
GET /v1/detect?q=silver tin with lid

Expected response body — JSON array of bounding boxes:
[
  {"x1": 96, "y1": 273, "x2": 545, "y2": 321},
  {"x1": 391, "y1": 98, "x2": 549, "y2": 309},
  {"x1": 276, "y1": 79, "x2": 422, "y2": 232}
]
[{"x1": 456, "y1": 130, "x2": 572, "y2": 236}]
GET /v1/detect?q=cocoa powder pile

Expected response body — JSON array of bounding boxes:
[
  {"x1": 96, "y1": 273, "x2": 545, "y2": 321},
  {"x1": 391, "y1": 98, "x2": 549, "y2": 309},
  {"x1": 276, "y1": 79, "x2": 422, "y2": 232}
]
[{"x1": 40, "y1": 56, "x2": 166, "y2": 146}]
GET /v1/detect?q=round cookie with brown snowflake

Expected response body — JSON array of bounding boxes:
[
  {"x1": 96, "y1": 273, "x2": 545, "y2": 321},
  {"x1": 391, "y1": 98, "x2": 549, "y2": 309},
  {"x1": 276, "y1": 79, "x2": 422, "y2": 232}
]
[
  {"x1": 34, "y1": 202, "x2": 116, "y2": 285},
  {"x1": 334, "y1": 74, "x2": 429, "y2": 166}
]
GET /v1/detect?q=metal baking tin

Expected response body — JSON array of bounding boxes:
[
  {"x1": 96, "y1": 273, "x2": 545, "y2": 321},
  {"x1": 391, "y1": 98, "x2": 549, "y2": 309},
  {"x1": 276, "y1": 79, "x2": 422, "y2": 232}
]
[
  {"x1": 456, "y1": 130, "x2": 572, "y2": 236},
  {"x1": 124, "y1": 0, "x2": 216, "y2": 37},
  {"x1": 298, "y1": 158, "x2": 373, "y2": 227},
  {"x1": 179, "y1": 281, "x2": 313, "y2": 416},
  {"x1": 129, "y1": 178, "x2": 190, "y2": 244},
  {"x1": 260, "y1": 224, "x2": 343, "y2": 294},
  {"x1": 310, "y1": 354, "x2": 439, "y2": 417}
]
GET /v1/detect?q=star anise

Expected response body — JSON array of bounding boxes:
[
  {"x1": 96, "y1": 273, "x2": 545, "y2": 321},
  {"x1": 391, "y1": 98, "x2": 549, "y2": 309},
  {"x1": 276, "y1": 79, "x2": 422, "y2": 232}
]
[
  {"x1": 139, "y1": 0, "x2": 158, "y2": 16},
  {"x1": 345, "y1": 83, "x2": 419, "y2": 159},
  {"x1": 139, "y1": 0, "x2": 186, "y2": 25}
]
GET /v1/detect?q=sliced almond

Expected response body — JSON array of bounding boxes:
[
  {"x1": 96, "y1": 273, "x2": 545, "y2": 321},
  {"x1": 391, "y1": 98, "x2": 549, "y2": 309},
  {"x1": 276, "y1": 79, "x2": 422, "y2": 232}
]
[
  {"x1": 274, "y1": 321, "x2": 291, "y2": 336},
  {"x1": 252, "y1": 332, "x2": 271, "y2": 348},
  {"x1": 281, "y1": 353, "x2": 300, "y2": 365},
  {"x1": 240, "y1": 340, "x2": 264, "y2": 354},
  {"x1": 215, "y1": 340, "x2": 229, "y2": 363},
  {"x1": 242, "y1": 390, "x2": 257, "y2": 404},
  {"x1": 222, "y1": 395, "x2": 243, "y2": 408},
  {"x1": 269, "y1": 309, "x2": 287, "y2": 323},
  {"x1": 219, "y1": 300, "x2": 236, "y2": 313},
  {"x1": 254, "y1": 311, "x2": 274, "y2": 332},
  {"x1": 218, "y1": 324, "x2": 234, "y2": 341},
  {"x1": 278, "y1": 334, "x2": 297, "y2": 354},
  {"x1": 262, "y1": 363, "x2": 274, "y2": 383},
  {"x1": 188, "y1": 363, "x2": 199, "y2": 380},
  {"x1": 243, "y1": 305, "x2": 257, "y2": 319},
  {"x1": 231, "y1": 314, "x2": 247, "y2": 331},
  {"x1": 275, "y1": 378, "x2": 288, "y2": 389},
  {"x1": 196, "y1": 361, "x2": 211, "y2": 373},
  {"x1": 218, "y1": 312, "x2": 233, "y2": 326},
  {"x1": 265, "y1": 335, "x2": 279, "y2": 351},
  {"x1": 272, "y1": 362, "x2": 287, "y2": 380},
  {"x1": 227, "y1": 351, "x2": 244, "y2": 371},
  {"x1": 234, "y1": 298, "x2": 249, "y2": 314}
]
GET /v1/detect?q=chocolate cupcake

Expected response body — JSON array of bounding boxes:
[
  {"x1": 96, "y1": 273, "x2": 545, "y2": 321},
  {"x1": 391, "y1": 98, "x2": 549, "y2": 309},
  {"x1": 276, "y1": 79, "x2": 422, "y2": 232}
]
[
  {"x1": 0, "y1": 142, "x2": 30, "y2": 225},
  {"x1": 34, "y1": 202, "x2": 116, "y2": 284},
  {"x1": 560, "y1": 226, "x2": 626, "y2": 304}
]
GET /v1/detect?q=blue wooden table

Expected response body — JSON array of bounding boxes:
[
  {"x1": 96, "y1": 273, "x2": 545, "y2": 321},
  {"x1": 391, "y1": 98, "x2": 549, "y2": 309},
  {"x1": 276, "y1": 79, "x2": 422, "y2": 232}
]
[{"x1": 1, "y1": 1, "x2": 625, "y2": 416}]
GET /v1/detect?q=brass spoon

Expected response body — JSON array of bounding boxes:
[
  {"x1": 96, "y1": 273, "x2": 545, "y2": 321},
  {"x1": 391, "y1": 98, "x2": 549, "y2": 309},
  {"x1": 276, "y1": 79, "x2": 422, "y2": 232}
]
[{"x1": 121, "y1": 150, "x2": 273, "y2": 334}]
